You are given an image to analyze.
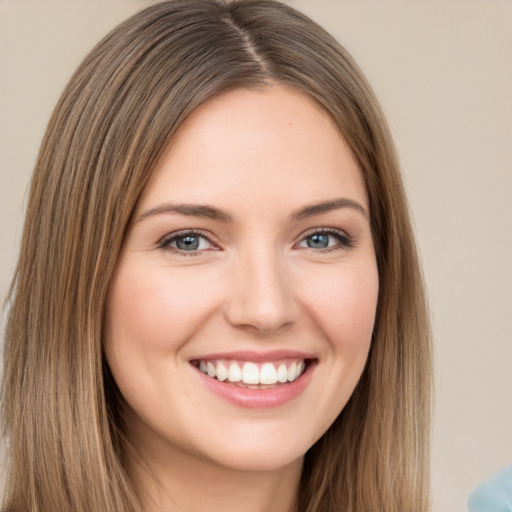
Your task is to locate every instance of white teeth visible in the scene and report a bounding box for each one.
[228,362,242,382]
[197,359,307,385]
[287,361,297,381]
[277,364,288,383]
[260,362,278,385]
[216,362,228,381]
[242,362,259,384]
[206,362,216,378]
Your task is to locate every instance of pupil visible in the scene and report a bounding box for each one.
[177,236,199,250]
[308,234,329,249]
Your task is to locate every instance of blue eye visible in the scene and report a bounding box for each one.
[160,231,214,254]
[175,235,201,251]
[297,230,352,251]
[306,233,330,249]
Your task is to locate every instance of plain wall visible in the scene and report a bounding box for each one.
[1,1,511,511]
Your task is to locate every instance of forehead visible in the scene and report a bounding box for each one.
[136,85,368,217]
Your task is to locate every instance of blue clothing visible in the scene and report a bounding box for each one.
[468,466,512,512]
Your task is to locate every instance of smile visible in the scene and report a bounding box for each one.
[194,359,307,388]
[190,352,317,408]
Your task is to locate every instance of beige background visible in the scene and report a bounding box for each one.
[1,1,511,510]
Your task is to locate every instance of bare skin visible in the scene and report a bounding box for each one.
[129,425,302,512]
[105,84,378,511]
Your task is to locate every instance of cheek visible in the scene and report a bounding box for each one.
[298,260,379,353]
[105,262,221,357]
[290,259,378,439]
[103,262,223,426]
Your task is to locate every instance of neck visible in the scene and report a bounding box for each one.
[127,432,303,512]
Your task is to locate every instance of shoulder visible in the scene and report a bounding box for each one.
[467,465,512,511]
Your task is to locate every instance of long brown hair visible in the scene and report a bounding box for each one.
[1,1,432,510]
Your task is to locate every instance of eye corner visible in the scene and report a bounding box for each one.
[294,227,355,252]
[158,229,220,256]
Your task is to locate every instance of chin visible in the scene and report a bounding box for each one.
[191,424,314,473]
[210,445,305,473]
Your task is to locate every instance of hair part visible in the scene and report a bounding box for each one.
[1,1,432,510]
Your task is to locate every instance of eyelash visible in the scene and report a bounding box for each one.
[158,228,354,256]
[158,229,217,257]
[297,228,354,252]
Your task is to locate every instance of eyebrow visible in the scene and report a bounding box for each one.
[290,198,369,221]
[136,197,369,224]
[137,202,233,223]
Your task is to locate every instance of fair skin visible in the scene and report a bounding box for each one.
[105,84,379,512]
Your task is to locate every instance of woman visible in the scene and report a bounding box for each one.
[1,1,432,511]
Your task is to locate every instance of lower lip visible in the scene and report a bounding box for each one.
[192,362,316,409]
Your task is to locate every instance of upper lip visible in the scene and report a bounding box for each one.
[189,349,317,363]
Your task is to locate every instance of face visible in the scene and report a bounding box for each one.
[105,85,379,473]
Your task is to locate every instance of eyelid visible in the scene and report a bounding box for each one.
[157,226,354,256]
[294,227,354,250]
[158,229,220,254]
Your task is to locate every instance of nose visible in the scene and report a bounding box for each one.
[223,247,299,334]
